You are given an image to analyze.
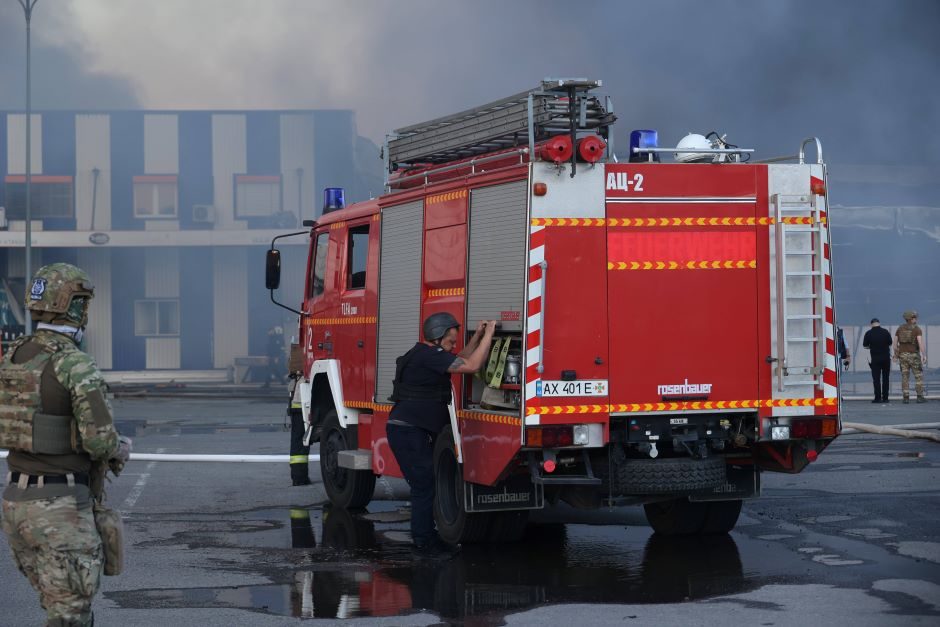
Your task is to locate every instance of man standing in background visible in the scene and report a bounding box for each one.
[863,318,893,403]
[895,310,928,404]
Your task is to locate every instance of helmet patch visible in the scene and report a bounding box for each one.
[30,278,47,301]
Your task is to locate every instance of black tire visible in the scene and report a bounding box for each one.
[644,498,743,536]
[321,505,377,551]
[486,510,530,543]
[701,499,743,534]
[433,427,492,544]
[320,409,376,509]
[644,498,708,535]
[616,455,726,494]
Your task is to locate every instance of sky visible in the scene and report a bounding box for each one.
[1,0,939,178]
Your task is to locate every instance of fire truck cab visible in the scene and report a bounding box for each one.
[266,79,841,542]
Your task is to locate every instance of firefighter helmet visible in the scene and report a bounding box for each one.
[674,133,713,163]
[903,310,917,321]
[26,263,95,327]
[423,312,460,341]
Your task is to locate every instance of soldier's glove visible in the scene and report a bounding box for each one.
[109,435,133,476]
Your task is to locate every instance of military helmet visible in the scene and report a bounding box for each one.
[26,263,95,327]
[423,312,460,341]
[903,310,918,321]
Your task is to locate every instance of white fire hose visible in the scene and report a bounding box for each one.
[0,451,320,462]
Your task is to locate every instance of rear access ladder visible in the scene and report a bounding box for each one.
[773,194,827,391]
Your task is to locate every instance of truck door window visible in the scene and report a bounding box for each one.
[347,225,369,290]
[308,232,330,299]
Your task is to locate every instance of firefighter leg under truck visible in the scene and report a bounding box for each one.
[265,79,840,542]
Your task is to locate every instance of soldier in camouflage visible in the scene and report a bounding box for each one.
[894,310,928,404]
[1,263,131,626]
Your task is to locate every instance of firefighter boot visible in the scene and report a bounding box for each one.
[917,396,928,403]
[902,396,910,404]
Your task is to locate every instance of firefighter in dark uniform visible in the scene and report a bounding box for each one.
[386,313,496,558]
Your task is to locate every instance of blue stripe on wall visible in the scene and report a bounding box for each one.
[178,112,213,230]
[0,115,6,209]
[246,112,281,176]
[41,112,77,231]
[179,247,213,369]
[109,112,144,230]
[110,247,146,370]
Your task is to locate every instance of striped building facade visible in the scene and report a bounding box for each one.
[0,110,376,375]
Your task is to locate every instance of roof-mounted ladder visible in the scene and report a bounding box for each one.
[384,78,616,188]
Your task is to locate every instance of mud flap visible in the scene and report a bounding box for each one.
[689,463,760,502]
[464,473,544,513]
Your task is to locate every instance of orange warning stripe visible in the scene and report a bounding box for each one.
[607,260,756,271]
[426,190,468,205]
[458,410,522,426]
[329,221,346,230]
[427,287,465,297]
[526,397,836,416]
[346,401,391,411]
[532,216,826,228]
[303,316,377,326]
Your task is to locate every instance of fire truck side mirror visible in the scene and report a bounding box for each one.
[265,249,282,290]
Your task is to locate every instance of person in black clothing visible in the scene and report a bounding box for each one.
[386,313,496,559]
[863,317,893,403]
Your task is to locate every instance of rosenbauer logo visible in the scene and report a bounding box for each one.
[657,378,712,398]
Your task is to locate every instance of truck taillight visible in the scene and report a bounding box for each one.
[791,418,837,439]
[526,426,574,448]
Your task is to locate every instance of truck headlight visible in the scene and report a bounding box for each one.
[573,425,590,446]
[771,426,790,440]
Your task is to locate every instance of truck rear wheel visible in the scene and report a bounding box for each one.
[433,427,492,544]
[320,409,376,509]
[644,498,743,535]
[616,455,726,494]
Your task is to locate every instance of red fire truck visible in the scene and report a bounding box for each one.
[266,79,841,542]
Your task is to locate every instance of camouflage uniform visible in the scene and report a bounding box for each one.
[895,311,926,402]
[1,264,121,627]
[898,352,925,398]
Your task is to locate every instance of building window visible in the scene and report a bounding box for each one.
[308,232,330,300]
[134,300,180,336]
[134,175,178,218]
[235,175,281,218]
[4,175,73,219]
[347,225,369,290]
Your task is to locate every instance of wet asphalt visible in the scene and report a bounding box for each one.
[1,397,938,626]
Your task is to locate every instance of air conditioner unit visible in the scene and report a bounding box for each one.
[192,205,216,223]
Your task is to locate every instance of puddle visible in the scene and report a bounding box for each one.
[106,506,759,620]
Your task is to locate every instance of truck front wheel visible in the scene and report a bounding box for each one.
[433,427,492,544]
[320,409,376,509]
[643,498,742,535]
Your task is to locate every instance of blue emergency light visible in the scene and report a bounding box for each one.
[323,187,346,213]
[629,129,660,163]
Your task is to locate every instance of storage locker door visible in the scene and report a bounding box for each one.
[375,201,424,402]
[467,181,528,330]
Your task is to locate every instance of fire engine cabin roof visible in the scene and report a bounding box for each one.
[316,198,380,226]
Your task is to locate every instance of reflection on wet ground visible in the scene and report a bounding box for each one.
[106,504,759,622]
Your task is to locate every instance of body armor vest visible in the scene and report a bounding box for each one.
[389,345,452,403]
[0,337,78,454]
[897,323,916,345]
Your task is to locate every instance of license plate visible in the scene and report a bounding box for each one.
[536,379,608,397]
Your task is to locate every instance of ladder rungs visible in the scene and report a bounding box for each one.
[787,314,821,320]
[785,271,822,277]
[786,294,817,299]
[784,251,816,256]
[788,337,818,342]
[784,227,823,233]
[782,379,819,387]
